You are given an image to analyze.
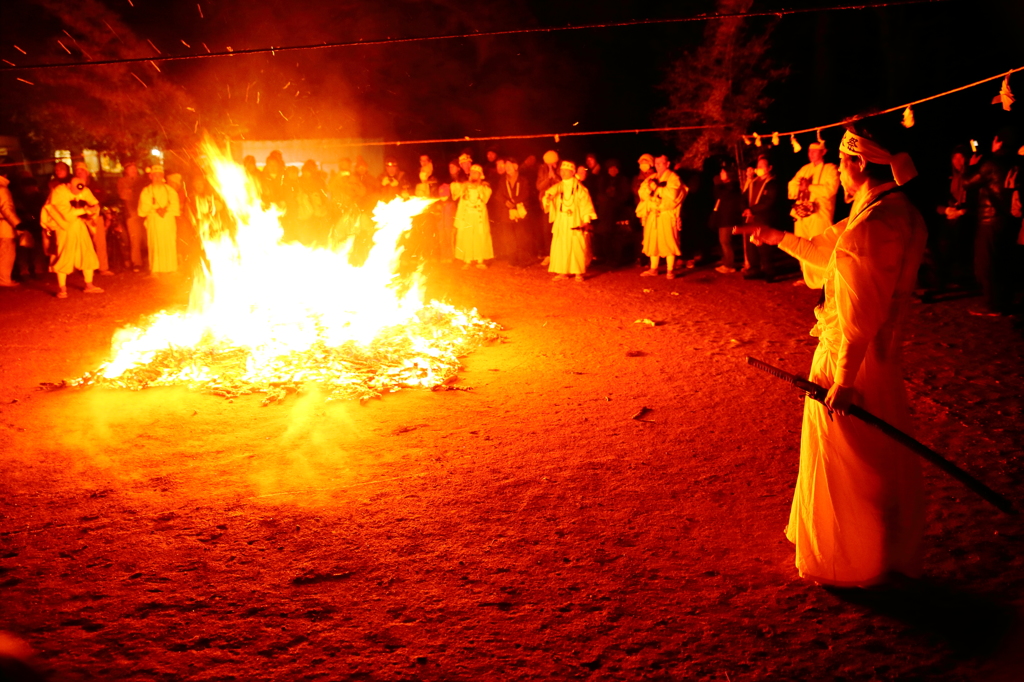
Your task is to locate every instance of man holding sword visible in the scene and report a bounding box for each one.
[738,118,928,588]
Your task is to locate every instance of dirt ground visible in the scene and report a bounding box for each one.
[1,260,1022,681]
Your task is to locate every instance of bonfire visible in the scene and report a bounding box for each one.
[71,143,500,404]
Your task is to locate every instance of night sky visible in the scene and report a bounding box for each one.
[1,0,1022,171]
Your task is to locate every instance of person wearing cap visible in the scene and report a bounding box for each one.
[137,164,181,274]
[543,159,596,282]
[788,142,839,288]
[41,173,104,298]
[743,118,928,588]
[451,164,494,269]
[637,155,685,279]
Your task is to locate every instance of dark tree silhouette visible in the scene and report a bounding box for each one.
[658,0,786,167]
[7,0,197,160]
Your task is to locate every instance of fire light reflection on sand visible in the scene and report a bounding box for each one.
[72,142,500,403]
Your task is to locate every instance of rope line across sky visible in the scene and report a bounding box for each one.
[0,0,954,72]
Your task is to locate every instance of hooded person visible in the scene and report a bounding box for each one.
[451,164,494,268]
[742,117,928,588]
[543,159,597,282]
[137,164,181,274]
[788,141,840,288]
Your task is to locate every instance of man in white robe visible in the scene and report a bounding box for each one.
[787,142,839,288]
[637,155,685,279]
[41,178,104,298]
[451,164,494,269]
[137,165,181,274]
[543,160,596,282]
[745,124,927,587]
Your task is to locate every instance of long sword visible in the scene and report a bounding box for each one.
[746,356,1017,516]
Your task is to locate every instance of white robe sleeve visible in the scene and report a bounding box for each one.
[833,216,907,386]
[138,186,153,219]
[779,218,845,269]
[787,166,806,200]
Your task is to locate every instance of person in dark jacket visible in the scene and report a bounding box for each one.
[741,153,782,280]
[494,157,534,267]
[963,130,1020,314]
[595,159,633,265]
[710,161,745,273]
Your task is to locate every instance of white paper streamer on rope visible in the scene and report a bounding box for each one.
[791,135,802,153]
[771,132,780,146]
[902,106,915,128]
[992,73,1014,111]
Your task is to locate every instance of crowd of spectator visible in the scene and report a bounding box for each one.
[0,129,1020,321]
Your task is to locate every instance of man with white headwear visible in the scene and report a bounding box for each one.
[543,159,596,282]
[41,173,104,298]
[743,118,927,588]
[637,155,685,279]
[137,164,181,274]
[788,141,839,288]
[451,164,494,269]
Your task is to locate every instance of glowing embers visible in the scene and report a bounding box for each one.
[74,142,499,403]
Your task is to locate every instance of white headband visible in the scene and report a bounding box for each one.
[839,131,917,186]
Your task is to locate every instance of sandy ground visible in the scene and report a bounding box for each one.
[0,261,1022,681]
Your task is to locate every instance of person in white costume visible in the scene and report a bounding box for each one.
[744,120,927,588]
[787,142,839,288]
[637,155,685,279]
[543,160,596,282]
[137,164,181,274]
[41,177,104,298]
[451,164,494,269]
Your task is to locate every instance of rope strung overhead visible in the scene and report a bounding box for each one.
[746,65,1022,148]
[1,0,953,72]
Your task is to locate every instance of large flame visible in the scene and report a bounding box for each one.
[75,142,499,403]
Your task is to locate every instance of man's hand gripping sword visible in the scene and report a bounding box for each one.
[746,356,1017,516]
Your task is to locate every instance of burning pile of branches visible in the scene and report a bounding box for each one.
[72,303,500,404]
[61,141,500,405]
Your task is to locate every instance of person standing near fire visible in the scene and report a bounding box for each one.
[544,159,596,282]
[637,154,685,279]
[41,172,104,298]
[117,162,146,271]
[743,118,927,587]
[788,141,839,288]
[137,165,180,274]
[535,150,561,265]
[0,169,25,288]
[451,164,493,269]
